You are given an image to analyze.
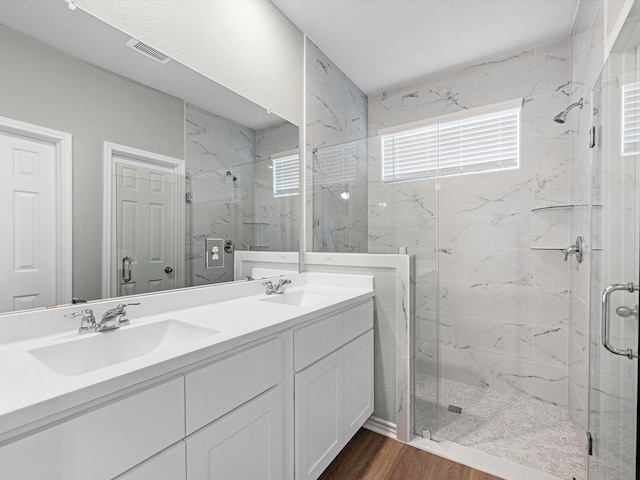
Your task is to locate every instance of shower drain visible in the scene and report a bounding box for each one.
[447,404,463,414]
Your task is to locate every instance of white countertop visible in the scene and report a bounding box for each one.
[0,273,373,442]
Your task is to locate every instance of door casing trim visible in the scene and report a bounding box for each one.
[102,141,185,298]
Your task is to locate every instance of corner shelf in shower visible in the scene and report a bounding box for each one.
[530,205,602,258]
[531,204,602,212]
[242,222,270,225]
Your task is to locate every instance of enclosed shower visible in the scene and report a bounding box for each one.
[306,3,640,476]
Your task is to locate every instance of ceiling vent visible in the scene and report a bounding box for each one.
[126,38,171,64]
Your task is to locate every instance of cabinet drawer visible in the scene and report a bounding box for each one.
[343,301,373,343]
[185,337,282,435]
[294,312,343,372]
[0,377,185,480]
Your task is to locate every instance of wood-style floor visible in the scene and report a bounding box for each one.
[319,429,503,480]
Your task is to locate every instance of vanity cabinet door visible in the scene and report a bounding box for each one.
[115,442,186,480]
[343,330,374,441]
[186,386,283,480]
[294,349,344,480]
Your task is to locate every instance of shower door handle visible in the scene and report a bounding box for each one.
[601,282,638,359]
[122,256,133,283]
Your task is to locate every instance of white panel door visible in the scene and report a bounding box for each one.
[295,349,344,480]
[0,130,56,312]
[116,159,177,296]
[186,386,283,480]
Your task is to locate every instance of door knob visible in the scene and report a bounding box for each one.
[616,305,639,320]
[164,267,173,274]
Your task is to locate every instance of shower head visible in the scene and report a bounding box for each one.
[553,98,584,123]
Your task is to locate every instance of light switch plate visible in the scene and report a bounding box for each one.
[205,238,224,269]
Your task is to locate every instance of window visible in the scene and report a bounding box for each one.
[622,82,640,155]
[272,152,299,197]
[381,99,521,183]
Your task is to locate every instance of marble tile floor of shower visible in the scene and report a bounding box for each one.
[415,375,585,480]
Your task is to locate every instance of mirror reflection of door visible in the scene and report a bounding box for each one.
[105,143,184,298]
[0,118,72,313]
[0,132,56,311]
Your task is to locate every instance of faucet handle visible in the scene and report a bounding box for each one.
[112,303,140,326]
[65,308,96,333]
[263,281,276,295]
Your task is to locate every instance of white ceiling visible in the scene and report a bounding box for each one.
[0,0,282,129]
[272,0,580,95]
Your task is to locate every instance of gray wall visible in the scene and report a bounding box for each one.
[0,25,185,303]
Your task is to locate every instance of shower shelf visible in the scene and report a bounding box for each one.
[242,222,270,225]
[531,204,602,212]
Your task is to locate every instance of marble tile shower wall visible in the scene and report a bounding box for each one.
[185,106,299,287]
[569,0,604,437]
[368,40,573,406]
[254,122,300,253]
[185,104,254,286]
[305,39,368,252]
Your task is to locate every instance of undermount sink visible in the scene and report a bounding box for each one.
[29,320,221,376]
[260,289,335,307]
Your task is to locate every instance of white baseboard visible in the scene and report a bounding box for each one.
[363,416,397,439]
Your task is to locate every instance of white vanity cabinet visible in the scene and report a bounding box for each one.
[0,377,186,480]
[0,290,374,480]
[294,301,374,480]
[184,337,284,480]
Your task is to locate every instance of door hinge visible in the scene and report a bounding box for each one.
[587,431,593,456]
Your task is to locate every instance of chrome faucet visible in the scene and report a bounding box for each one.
[263,279,292,295]
[96,303,140,332]
[65,308,96,334]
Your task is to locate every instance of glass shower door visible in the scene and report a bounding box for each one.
[589,14,639,478]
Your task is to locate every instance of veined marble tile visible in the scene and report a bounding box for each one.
[533,326,568,367]
[440,346,492,388]
[368,72,491,133]
[568,380,588,436]
[489,47,570,102]
[491,356,567,406]
[531,208,570,249]
[535,38,571,58]
[571,0,604,97]
[449,247,534,286]
[452,315,534,361]
[490,284,540,323]
[569,293,589,355]
[539,288,569,328]
[440,281,491,318]
[306,40,367,147]
[568,334,588,423]
[532,249,569,288]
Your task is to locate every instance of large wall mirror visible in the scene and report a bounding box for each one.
[0,1,300,315]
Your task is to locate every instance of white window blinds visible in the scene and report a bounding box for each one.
[313,142,358,186]
[272,153,299,197]
[382,103,520,183]
[622,82,640,156]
